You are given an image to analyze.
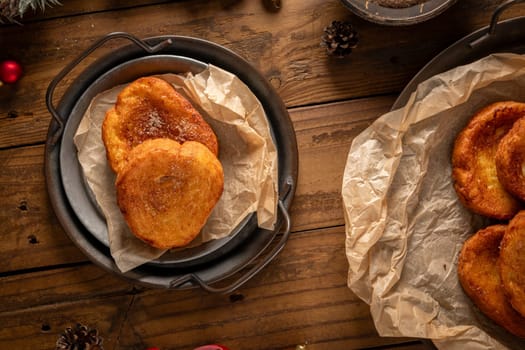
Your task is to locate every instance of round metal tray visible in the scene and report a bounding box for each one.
[45,33,298,292]
[389,0,525,346]
[340,0,457,26]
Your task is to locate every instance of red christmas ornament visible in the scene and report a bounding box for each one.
[193,345,230,350]
[0,60,23,84]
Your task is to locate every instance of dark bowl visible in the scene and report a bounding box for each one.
[340,0,457,26]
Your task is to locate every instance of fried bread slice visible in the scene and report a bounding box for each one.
[452,101,525,219]
[458,224,525,338]
[496,116,525,201]
[500,210,525,319]
[102,76,218,173]
[116,138,224,249]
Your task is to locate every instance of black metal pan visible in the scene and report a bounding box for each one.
[393,0,525,109]
[389,0,525,347]
[45,33,298,292]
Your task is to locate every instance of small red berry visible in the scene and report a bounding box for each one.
[0,60,23,84]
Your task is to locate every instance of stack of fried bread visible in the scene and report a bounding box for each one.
[102,76,224,249]
[452,101,525,338]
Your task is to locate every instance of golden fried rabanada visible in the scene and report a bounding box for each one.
[452,101,525,219]
[115,138,224,249]
[102,76,219,173]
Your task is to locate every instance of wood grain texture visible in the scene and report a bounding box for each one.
[0,145,85,273]
[1,0,519,148]
[2,0,174,22]
[0,227,419,349]
[0,264,137,313]
[290,97,394,231]
[0,295,133,349]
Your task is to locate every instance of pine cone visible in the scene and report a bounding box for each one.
[322,21,359,58]
[263,0,282,12]
[0,0,19,21]
[55,323,104,350]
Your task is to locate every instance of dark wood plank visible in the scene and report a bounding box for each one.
[290,96,394,231]
[0,227,417,349]
[119,227,419,349]
[0,145,85,273]
[2,0,174,23]
[1,0,520,148]
[0,264,137,313]
[0,295,132,349]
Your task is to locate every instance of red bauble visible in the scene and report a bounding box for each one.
[193,345,230,350]
[0,60,23,84]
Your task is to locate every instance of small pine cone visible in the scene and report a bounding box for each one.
[263,0,282,11]
[0,0,19,21]
[322,20,359,58]
[56,323,104,350]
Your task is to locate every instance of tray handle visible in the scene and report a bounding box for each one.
[45,32,173,145]
[469,0,525,48]
[169,177,294,294]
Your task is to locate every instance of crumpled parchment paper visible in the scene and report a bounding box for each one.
[74,65,278,273]
[342,53,525,349]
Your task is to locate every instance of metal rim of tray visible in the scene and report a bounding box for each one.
[390,0,525,346]
[44,33,298,292]
[393,0,525,109]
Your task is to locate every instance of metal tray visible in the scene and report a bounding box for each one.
[389,0,525,346]
[393,0,525,109]
[45,33,298,292]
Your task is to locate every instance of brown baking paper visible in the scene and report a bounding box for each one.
[74,65,278,273]
[342,53,525,349]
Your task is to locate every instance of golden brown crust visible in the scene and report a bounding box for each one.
[115,138,224,249]
[102,76,218,173]
[500,210,525,319]
[496,116,525,201]
[452,101,525,219]
[458,224,525,338]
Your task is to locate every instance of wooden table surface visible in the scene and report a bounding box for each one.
[1,0,524,349]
